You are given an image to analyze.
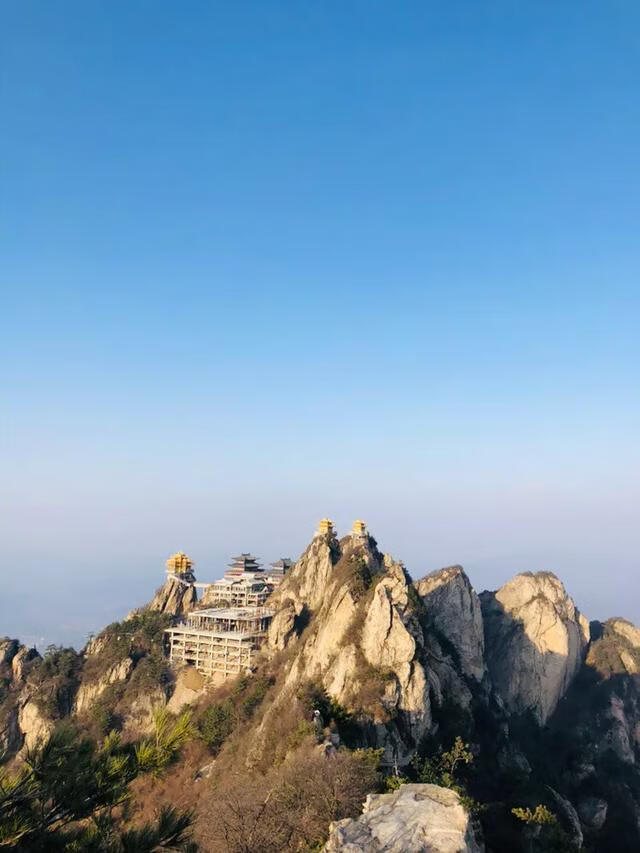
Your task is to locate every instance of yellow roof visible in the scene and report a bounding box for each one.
[166,551,193,572]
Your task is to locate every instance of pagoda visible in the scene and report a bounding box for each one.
[267,558,293,585]
[165,552,195,582]
[352,520,368,539]
[315,518,335,537]
[225,553,263,577]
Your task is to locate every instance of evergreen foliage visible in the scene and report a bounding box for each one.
[0,723,196,851]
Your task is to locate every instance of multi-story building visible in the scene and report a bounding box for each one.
[164,606,274,680]
[203,553,271,608]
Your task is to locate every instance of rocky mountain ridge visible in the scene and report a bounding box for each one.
[2,526,640,851]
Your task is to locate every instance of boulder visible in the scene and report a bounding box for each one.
[323,783,484,852]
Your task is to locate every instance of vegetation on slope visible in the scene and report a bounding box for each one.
[0,717,196,852]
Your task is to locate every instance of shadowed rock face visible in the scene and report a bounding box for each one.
[323,783,484,852]
[415,566,486,682]
[480,572,589,723]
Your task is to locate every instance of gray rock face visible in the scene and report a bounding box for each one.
[0,706,21,755]
[546,787,583,849]
[415,566,486,681]
[267,599,297,652]
[147,576,197,617]
[481,572,589,723]
[600,694,637,764]
[578,796,608,830]
[323,783,484,852]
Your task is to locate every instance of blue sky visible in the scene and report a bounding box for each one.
[1,1,639,648]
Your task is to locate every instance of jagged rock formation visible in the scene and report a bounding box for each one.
[481,572,589,723]
[264,532,432,765]
[323,783,484,852]
[0,638,44,755]
[146,575,197,617]
[415,566,485,682]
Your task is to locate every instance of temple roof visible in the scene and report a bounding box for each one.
[227,553,262,572]
[166,551,194,573]
[269,558,293,570]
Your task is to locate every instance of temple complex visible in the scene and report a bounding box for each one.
[163,522,332,679]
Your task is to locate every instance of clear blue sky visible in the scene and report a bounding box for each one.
[1,1,639,648]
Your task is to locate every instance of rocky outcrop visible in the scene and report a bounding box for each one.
[267,599,297,652]
[0,638,20,666]
[267,531,341,624]
[359,560,430,748]
[481,572,589,723]
[146,576,197,617]
[74,657,134,715]
[547,787,583,849]
[0,706,22,755]
[263,534,432,766]
[323,783,484,852]
[122,686,166,734]
[18,699,55,753]
[0,639,39,684]
[609,618,640,649]
[415,566,485,682]
[11,646,40,682]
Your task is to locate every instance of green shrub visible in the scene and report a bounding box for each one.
[197,701,235,754]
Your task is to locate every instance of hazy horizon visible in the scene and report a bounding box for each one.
[2,2,639,649]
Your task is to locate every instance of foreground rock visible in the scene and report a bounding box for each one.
[323,783,483,852]
[481,572,589,723]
